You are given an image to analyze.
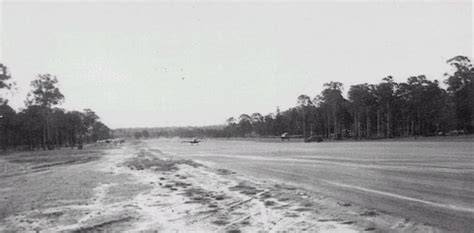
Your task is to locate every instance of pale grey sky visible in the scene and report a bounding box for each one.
[1,1,472,128]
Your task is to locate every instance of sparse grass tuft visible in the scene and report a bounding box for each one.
[229,182,262,196]
[124,149,201,172]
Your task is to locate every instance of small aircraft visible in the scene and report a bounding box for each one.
[281,132,290,141]
[281,132,323,143]
[181,138,202,145]
[280,132,303,141]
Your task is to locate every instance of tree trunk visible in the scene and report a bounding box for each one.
[327,113,330,139]
[377,110,381,138]
[366,107,371,139]
[333,114,336,139]
[353,107,357,139]
[42,124,47,150]
[1,126,7,151]
[302,111,307,139]
[358,115,362,139]
[417,108,421,136]
[386,102,391,138]
[56,128,60,148]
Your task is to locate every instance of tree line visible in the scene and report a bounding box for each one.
[223,56,473,140]
[112,55,472,141]
[113,125,227,139]
[0,64,111,151]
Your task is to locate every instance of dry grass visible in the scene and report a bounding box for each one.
[0,148,104,179]
[4,148,103,165]
[124,149,201,172]
[229,182,262,196]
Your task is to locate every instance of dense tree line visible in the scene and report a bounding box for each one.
[114,56,472,141]
[224,56,473,140]
[113,125,227,139]
[0,64,111,151]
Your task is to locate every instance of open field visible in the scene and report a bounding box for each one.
[0,136,472,232]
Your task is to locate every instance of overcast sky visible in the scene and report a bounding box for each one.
[1,1,472,128]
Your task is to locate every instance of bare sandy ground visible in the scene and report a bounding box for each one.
[0,141,442,232]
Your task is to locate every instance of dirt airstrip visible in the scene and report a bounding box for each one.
[0,141,441,232]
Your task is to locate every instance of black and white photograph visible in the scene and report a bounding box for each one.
[0,0,473,232]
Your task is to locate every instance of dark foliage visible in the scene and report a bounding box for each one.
[0,64,111,151]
